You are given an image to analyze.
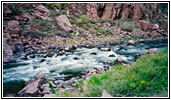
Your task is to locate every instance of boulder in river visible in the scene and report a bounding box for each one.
[109,54,115,57]
[90,52,97,55]
[128,40,136,45]
[100,48,110,51]
[115,56,125,64]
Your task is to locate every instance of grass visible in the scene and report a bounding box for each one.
[99,18,114,23]
[84,48,168,97]
[79,15,93,24]
[57,48,168,97]
[124,37,137,41]
[121,26,134,32]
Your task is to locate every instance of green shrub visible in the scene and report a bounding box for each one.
[94,26,106,34]
[44,3,65,10]
[121,26,134,32]
[3,20,8,25]
[99,18,114,23]
[84,48,168,97]
[80,15,92,24]
[61,10,66,15]
[106,29,113,35]
[82,24,89,30]
[69,35,74,39]
[24,9,32,14]
[124,37,137,40]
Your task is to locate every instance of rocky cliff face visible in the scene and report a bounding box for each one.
[69,3,163,21]
[3,3,168,62]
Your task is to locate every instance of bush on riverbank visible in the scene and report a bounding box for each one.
[57,48,168,97]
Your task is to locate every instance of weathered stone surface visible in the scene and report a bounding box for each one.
[138,20,151,32]
[101,90,113,97]
[32,4,51,20]
[115,56,125,64]
[5,20,21,34]
[3,38,14,62]
[147,49,158,54]
[128,40,136,45]
[86,3,99,21]
[18,78,41,94]
[56,15,72,31]
[42,87,51,94]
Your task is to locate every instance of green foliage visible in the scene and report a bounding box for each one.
[106,29,113,35]
[61,10,66,15]
[99,18,114,23]
[124,37,137,41]
[26,19,54,25]
[44,3,65,10]
[69,35,74,39]
[120,19,139,22]
[159,8,168,15]
[94,26,106,34]
[19,36,25,40]
[45,81,54,89]
[143,19,161,23]
[84,48,168,97]
[82,24,89,30]
[7,38,12,43]
[73,80,84,92]
[24,9,32,14]
[121,26,134,32]
[3,20,8,25]
[73,32,77,35]
[57,90,74,97]
[52,89,56,94]
[80,15,93,24]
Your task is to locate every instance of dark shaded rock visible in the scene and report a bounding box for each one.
[73,57,79,60]
[90,52,97,55]
[36,41,41,45]
[62,82,72,89]
[40,59,46,62]
[109,54,115,57]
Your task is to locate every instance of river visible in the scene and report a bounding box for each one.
[3,38,168,96]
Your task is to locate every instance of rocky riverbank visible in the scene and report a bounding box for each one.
[6,37,166,97]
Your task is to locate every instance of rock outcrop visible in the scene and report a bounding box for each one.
[3,38,14,62]
[56,15,72,31]
[31,4,51,21]
[69,3,162,21]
